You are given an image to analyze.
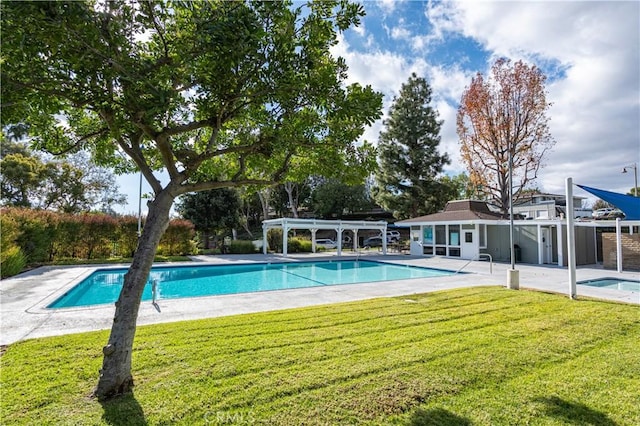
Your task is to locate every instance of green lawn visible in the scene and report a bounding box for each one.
[2,287,639,425]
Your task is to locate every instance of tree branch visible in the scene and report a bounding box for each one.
[116,133,163,195]
[143,2,169,61]
[161,118,215,137]
[45,127,109,156]
[176,178,275,196]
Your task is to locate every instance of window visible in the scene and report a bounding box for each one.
[435,225,446,245]
[423,225,433,244]
[465,232,473,243]
[411,226,421,242]
[449,225,460,246]
[479,224,487,248]
[448,247,460,257]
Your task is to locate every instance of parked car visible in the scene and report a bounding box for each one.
[604,209,625,219]
[380,230,401,242]
[363,236,383,248]
[592,208,625,219]
[592,208,614,218]
[315,239,337,249]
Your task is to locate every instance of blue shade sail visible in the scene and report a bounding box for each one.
[577,185,640,220]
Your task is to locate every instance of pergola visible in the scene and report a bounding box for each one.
[262,218,388,256]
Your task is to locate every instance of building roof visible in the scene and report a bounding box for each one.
[515,191,586,200]
[396,200,506,224]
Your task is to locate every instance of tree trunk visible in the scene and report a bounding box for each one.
[258,188,271,221]
[284,182,299,218]
[94,191,174,400]
[202,230,210,249]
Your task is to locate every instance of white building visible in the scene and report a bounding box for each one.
[512,192,591,219]
[396,200,638,267]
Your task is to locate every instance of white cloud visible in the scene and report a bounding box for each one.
[390,25,411,41]
[425,1,640,197]
[427,64,476,171]
[352,21,366,37]
[332,34,428,99]
[379,0,399,15]
[424,0,464,42]
[331,34,433,147]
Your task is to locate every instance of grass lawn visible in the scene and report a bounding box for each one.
[1,287,639,425]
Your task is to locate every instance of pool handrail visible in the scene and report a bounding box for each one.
[456,253,493,274]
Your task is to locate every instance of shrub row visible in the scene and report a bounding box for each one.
[0,214,27,278]
[228,240,257,254]
[0,208,196,277]
[265,229,313,253]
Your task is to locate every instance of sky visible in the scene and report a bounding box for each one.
[116,0,640,215]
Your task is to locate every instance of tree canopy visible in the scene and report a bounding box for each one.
[374,73,450,219]
[0,141,125,213]
[176,188,241,248]
[1,0,382,399]
[457,58,555,213]
[310,178,373,219]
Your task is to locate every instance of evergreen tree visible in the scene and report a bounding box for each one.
[374,73,450,219]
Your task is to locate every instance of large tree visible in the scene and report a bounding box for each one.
[176,188,242,249]
[373,73,451,219]
[457,58,555,213]
[310,178,373,219]
[1,0,382,399]
[271,180,312,218]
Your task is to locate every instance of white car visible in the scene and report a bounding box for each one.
[591,208,613,219]
[381,231,401,242]
[315,239,337,249]
[592,208,614,218]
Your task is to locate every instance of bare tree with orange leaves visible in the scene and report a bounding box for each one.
[457,58,555,213]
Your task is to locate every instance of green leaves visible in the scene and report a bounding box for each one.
[374,73,450,219]
[2,0,382,196]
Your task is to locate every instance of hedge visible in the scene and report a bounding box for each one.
[228,240,257,254]
[0,214,27,278]
[158,219,197,256]
[287,237,312,253]
[0,208,197,277]
[265,230,313,253]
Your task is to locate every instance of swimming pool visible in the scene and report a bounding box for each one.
[579,278,640,292]
[48,260,457,308]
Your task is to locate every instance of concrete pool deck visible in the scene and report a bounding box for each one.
[1,253,638,345]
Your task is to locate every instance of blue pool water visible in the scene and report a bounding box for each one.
[579,278,640,292]
[48,260,456,308]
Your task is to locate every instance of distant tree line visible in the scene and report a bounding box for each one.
[0,140,127,214]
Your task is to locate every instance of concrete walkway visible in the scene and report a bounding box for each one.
[1,253,638,345]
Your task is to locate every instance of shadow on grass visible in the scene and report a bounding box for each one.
[535,396,617,425]
[408,407,471,426]
[99,392,147,425]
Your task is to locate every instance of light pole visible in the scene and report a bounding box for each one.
[507,141,519,289]
[622,163,638,197]
[137,171,143,237]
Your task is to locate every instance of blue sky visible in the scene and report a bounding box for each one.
[116,0,640,215]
